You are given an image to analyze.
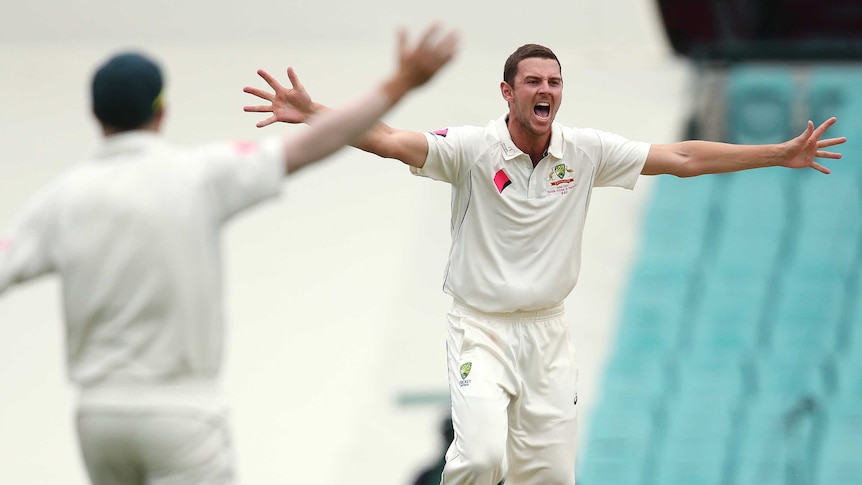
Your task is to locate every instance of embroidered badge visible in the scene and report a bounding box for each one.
[459,362,473,387]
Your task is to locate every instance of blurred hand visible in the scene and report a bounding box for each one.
[392,23,459,90]
[243,24,458,129]
[244,66,312,128]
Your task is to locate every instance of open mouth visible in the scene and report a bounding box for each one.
[534,103,551,119]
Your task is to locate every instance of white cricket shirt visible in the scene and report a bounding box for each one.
[414,116,649,313]
[0,132,284,402]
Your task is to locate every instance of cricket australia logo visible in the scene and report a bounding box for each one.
[554,163,566,179]
[459,362,472,387]
[460,362,472,379]
[547,163,576,194]
[549,163,574,181]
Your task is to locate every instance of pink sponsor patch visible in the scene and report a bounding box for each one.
[493,169,512,193]
[232,140,259,155]
[432,128,449,137]
[0,239,10,251]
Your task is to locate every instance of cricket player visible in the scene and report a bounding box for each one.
[0,24,457,485]
[243,43,845,485]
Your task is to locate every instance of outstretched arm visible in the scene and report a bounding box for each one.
[0,192,55,295]
[642,117,847,177]
[243,28,449,169]
[275,25,456,174]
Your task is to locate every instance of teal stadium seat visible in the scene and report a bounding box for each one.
[600,348,672,405]
[578,402,657,485]
[687,272,770,355]
[839,288,862,356]
[707,227,784,278]
[638,175,716,273]
[789,230,859,282]
[651,394,738,485]
[815,399,862,485]
[732,396,822,485]
[750,350,834,399]
[766,271,847,355]
[577,458,646,485]
[646,358,747,485]
[807,66,862,126]
[733,351,829,485]
[718,170,791,235]
[652,436,730,485]
[806,65,862,169]
[644,171,716,222]
[795,170,862,235]
[725,66,797,145]
[615,262,693,354]
[615,292,688,354]
[703,171,791,278]
[832,350,862,398]
[788,174,862,283]
[671,350,751,403]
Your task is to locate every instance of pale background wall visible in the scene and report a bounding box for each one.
[0,1,690,483]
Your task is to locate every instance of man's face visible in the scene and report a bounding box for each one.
[502,57,563,138]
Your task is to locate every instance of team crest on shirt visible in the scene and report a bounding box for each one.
[546,163,576,194]
[549,163,574,182]
[554,163,566,179]
[460,362,472,379]
[459,362,472,387]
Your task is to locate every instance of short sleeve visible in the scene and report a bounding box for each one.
[198,137,286,221]
[411,127,483,185]
[592,130,650,189]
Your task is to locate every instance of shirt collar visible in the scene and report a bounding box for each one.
[495,115,563,161]
[94,131,165,160]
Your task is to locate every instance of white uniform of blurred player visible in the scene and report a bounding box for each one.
[0,26,457,485]
[245,42,846,485]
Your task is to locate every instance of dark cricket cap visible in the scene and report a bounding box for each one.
[91,52,164,130]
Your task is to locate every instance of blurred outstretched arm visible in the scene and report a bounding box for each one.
[245,24,458,174]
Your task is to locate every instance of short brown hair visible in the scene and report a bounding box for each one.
[503,44,561,86]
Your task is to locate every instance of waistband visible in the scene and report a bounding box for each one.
[78,377,226,413]
[452,299,566,323]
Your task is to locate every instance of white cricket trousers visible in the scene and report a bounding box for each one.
[442,300,579,485]
[76,408,235,485]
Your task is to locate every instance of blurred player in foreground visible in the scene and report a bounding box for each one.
[0,24,457,485]
[244,43,845,485]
